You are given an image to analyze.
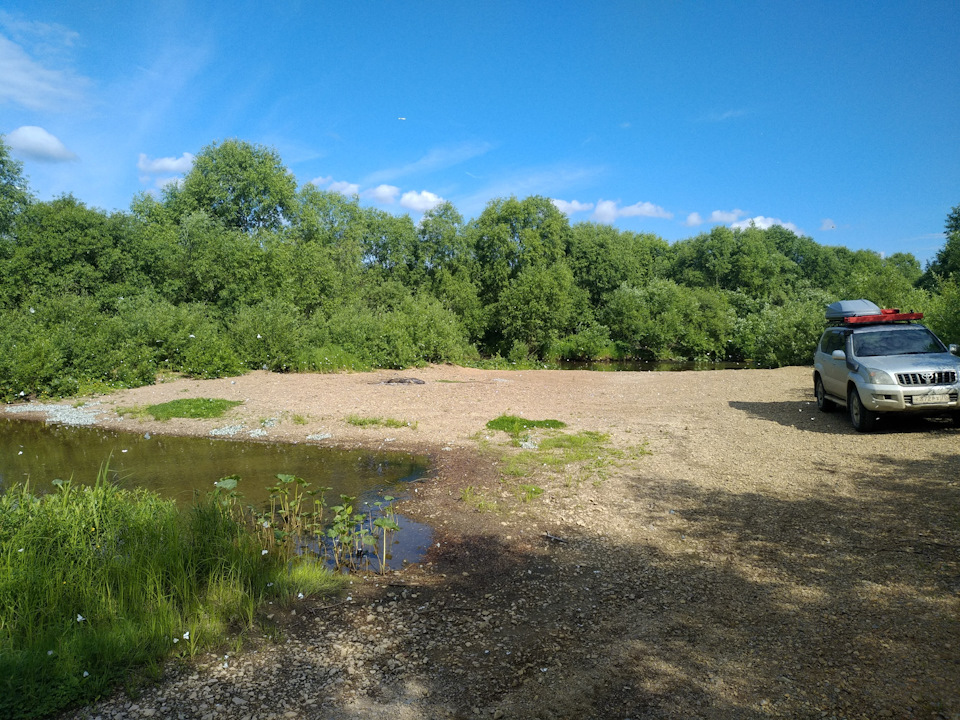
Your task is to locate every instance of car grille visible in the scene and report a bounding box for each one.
[897,371,957,386]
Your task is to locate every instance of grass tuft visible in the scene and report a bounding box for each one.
[345,414,415,429]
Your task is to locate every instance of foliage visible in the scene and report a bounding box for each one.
[0,135,32,238]
[165,139,297,233]
[2,137,958,396]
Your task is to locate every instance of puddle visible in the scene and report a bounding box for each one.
[0,416,433,568]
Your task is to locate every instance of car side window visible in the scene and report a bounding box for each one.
[821,330,845,354]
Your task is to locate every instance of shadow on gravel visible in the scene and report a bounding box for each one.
[66,451,960,719]
[730,399,960,436]
[253,445,960,719]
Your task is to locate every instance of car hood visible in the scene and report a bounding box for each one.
[856,352,960,374]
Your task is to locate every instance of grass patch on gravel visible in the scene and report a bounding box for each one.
[128,398,243,421]
[486,415,566,442]
[345,414,416,429]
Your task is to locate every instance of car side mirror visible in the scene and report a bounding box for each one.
[951,344,959,356]
[831,349,846,360]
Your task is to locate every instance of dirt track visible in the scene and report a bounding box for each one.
[46,365,960,719]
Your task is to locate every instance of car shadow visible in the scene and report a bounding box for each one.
[729,399,960,436]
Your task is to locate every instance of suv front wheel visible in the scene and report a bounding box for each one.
[848,386,878,432]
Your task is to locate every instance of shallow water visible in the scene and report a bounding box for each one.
[0,417,433,566]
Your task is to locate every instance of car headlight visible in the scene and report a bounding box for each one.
[864,368,895,384]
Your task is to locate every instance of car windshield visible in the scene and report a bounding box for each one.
[852,328,945,357]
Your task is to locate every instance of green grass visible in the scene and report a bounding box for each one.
[345,414,415,429]
[486,415,566,439]
[144,397,243,420]
[460,485,499,512]
[0,470,343,719]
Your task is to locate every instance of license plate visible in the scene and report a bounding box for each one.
[913,394,950,405]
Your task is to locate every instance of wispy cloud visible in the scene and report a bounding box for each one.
[552,199,594,215]
[709,209,745,223]
[701,109,748,122]
[820,218,836,231]
[0,21,89,112]
[6,126,77,161]
[592,199,672,224]
[685,212,704,227]
[364,141,493,184]
[137,152,194,175]
[459,164,604,216]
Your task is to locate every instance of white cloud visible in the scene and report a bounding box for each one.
[137,152,194,174]
[0,33,88,111]
[685,212,703,226]
[328,180,360,196]
[731,215,801,233]
[551,199,594,215]
[364,184,400,204]
[820,218,837,231]
[365,142,493,184]
[593,199,672,223]
[400,190,444,213]
[6,125,76,161]
[709,209,744,223]
[309,175,332,186]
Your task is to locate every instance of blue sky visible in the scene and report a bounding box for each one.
[2,1,958,264]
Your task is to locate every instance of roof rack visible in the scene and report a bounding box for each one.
[825,299,923,325]
[841,308,923,325]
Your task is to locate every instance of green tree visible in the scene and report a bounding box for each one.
[946,203,960,236]
[166,139,297,232]
[490,263,587,358]
[2,196,134,305]
[470,196,570,305]
[0,135,32,237]
[416,201,470,276]
[565,222,670,306]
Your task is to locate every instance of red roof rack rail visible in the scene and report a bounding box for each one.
[843,308,923,324]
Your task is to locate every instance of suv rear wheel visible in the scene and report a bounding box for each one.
[814,375,836,412]
[848,386,878,432]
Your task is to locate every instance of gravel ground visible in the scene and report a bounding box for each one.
[10,365,959,720]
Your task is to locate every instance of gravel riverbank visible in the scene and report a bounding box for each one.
[8,365,958,719]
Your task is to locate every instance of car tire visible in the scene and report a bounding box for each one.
[848,386,878,432]
[814,375,836,412]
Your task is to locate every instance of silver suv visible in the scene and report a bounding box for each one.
[813,300,960,431]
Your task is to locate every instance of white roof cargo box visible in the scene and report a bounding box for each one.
[825,299,882,320]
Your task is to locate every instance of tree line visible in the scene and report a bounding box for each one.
[1,137,958,401]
